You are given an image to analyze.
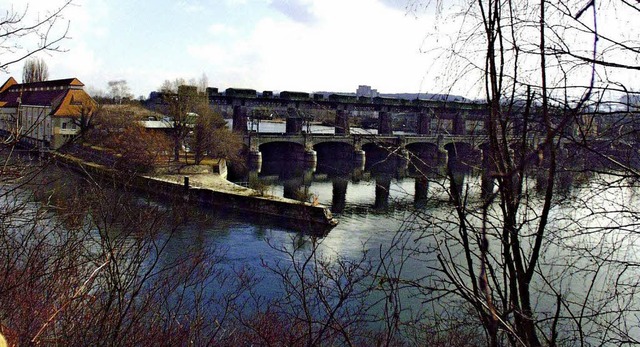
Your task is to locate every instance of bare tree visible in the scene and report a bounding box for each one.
[190,101,242,165]
[0,162,256,345]
[82,105,172,172]
[22,57,49,83]
[197,72,209,93]
[241,235,401,346]
[107,80,133,103]
[0,2,251,346]
[156,78,244,165]
[390,0,640,345]
[159,78,187,93]
[0,1,72,73]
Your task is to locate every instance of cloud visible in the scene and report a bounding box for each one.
[225,0,248,5]
[269,0,317,24]
[208,23,237,36]
[1,0,457,96]
[378,0,409,11]
[182,0,423,93]
[224,0,435,93]
[187,44,231,66]
[0,0,108,78]
[176,0,206,13]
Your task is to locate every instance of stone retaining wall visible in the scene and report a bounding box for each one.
[54,153,337,231]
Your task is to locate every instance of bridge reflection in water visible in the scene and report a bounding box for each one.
[230,144,495,215]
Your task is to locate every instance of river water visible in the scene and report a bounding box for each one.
[5,120,639,342]
[178,120,639,341]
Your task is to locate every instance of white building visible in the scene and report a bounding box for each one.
[0,77,97,149]
[356,85,379,98]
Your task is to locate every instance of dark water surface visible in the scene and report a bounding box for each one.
[5,142,640,342]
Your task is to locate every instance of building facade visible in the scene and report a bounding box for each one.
[356,85,379,98]
[0,77,96,150]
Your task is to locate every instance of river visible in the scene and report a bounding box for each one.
[178,121,640,342]
[4,120,639,343]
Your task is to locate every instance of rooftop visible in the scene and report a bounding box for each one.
[0,77,96,116]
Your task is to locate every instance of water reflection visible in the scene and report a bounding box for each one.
[414,176,429,207]
[230,146,621,224]
[331,177,348,213]
[374,175,392,211]
[12,146,640,342]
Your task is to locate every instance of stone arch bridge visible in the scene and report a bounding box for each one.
[245,133,491,166]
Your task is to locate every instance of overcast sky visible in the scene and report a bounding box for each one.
[1,0,456,98]
[3,0,637,101]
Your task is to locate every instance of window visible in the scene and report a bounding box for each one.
[62,122,67,129]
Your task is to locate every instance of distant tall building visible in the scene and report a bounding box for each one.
[356,85,378,98]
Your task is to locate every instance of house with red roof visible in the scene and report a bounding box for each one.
[0,77,97,149]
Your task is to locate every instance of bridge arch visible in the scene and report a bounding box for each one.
[362,141,401,159]
[259,141,306,161]
[405,142,439,159]
[444,141,482,167]
[314,141,356,161]
[362,141,407,174]
[444,142,476,157]
[405,142,443,170]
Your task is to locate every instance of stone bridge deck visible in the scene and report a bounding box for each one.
[245,132,490,151]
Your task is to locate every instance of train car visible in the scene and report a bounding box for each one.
[206,87,220,97]
[280,91,310,100]
[412,98,437,108]
[225,88,257,98]
[373,96,403,106]
[358,96,372,103]
[328,93,358,103]
[262,90,274,98]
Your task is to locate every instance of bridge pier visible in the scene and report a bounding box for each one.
[353,151,366,176]
[438,148,448,163]
[398,148,410,170]
[304,149,317,169]
[353,149,366,165]
[378,111,392,135]
[481,171,495,201]
[286,107,303,134]
[232,105,248,134]
[247,170,261,191]
[248,149,262,172]
[417,112,431,135]
[335,108,350,135]
[282,167,315,202]
[448,166,466,203]
[481,144,495,170]
[374,175,392,210]
[445,145,461,171]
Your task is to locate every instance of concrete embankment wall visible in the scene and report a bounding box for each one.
[54,153,337,229]
[136,176,336,229]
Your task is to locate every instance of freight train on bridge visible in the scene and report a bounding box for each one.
[146,86,640,173]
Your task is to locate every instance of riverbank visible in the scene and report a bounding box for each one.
[52,152,338,230]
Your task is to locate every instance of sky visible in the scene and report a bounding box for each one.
[1,0,454,98]
[2,0,637,101]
